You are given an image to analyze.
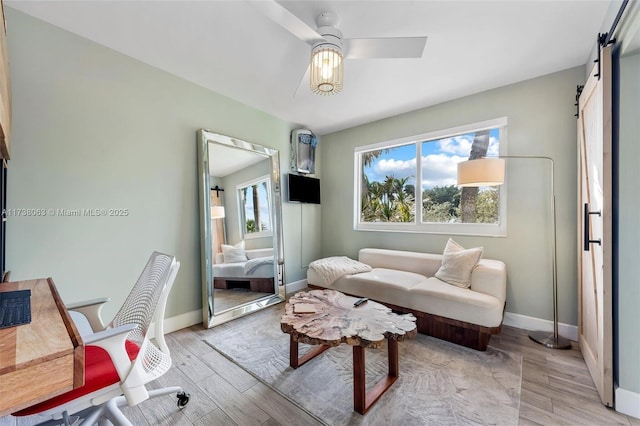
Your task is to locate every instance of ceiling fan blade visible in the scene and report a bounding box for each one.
[247,0,324,44]
[293,65,310,97]
[344,37,428,59]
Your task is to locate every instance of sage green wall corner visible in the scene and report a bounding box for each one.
[4,8,313,321]
[320,67,584,326]
[617,51,640,399]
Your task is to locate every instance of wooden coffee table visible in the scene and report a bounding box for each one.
[281,289,417,414]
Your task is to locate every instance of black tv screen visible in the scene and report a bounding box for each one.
[288,173,320,204]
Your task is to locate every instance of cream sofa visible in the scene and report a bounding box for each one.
[307,248,507,350]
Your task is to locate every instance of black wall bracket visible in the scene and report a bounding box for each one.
[574,84,585,118]
[211,185,225,197]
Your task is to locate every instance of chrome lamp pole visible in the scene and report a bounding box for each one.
[457,155,571,349]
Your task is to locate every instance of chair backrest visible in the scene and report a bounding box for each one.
[113,252,181,405]
[109,251,179,351]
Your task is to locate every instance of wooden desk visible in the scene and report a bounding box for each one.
[0,278,84,417]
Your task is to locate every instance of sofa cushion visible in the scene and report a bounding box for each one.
[435,239,483,288]
[326,268,427,310]
[359,248,443,277]
[410,277,504,328]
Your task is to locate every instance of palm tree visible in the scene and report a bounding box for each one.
[360,149,388,212]
[460,130,490,223]
[392,176,414,222]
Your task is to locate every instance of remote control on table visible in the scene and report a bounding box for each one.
[353,297,368,307]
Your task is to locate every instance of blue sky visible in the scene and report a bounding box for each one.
[364,129,500,189]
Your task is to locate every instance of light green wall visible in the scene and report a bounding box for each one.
[618,51,640,394]
[320,67,584,325]
[4,8,313,321]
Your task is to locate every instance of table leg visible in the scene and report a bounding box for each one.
[289,335,331,369]
[352,338,400,415]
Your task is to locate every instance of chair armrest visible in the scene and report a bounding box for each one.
[85,323,138,381]
[66,297,111,310]
[66,298,111,332]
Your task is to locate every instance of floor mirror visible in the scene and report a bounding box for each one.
[197,129,285,328]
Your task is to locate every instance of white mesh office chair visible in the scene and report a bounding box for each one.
[13,251,189,425]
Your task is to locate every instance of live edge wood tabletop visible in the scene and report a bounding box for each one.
[0,278,84,417]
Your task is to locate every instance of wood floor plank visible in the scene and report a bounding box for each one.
[244,381,322,426]
[519,388,553,412]
[200,347,259,393]
[191,407,238,426]
[165,333,217,383]
[548,375,602,401]
[519,401,577,425]
[195,371,270,426]
[145,362,220,424]
[118,404,154,426]
[523,379,626,422]
[168,326,219,358]
[551,400,631,425]
[522,359,551,386]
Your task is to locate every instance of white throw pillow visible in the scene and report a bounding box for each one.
[435,238,483,288]
[221,240,248,263]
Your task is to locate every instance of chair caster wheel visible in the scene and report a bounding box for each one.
[177,391,190,408]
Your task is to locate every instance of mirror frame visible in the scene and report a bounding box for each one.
[197,129,285,328]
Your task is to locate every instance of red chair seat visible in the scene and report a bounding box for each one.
[14,341,140,416]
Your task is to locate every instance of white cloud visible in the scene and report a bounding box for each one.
[372,157,416,181]
[437,136,473,155]
[487,136,499,156]
[421,154,465,188]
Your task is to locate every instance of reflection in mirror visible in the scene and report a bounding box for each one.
[197,129,285,328]
[238,176,272,239]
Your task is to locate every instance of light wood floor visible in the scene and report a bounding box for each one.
[3,319,638,425]
[213,288,273,313]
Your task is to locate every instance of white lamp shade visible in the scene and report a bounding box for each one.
[310,45,344,95]
[457,158,505,187]
[211,206,225,219]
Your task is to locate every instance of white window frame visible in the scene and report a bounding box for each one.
[353,117,508,237]
[237,174,273,240]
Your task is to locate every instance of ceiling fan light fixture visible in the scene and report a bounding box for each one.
[310,43,343,95]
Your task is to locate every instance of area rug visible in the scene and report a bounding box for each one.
[204,304,521,425]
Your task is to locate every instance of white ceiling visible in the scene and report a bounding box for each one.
[6,0,618,135]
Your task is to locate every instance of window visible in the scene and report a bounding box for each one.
[237,175,272,239]
[354,118,507,236]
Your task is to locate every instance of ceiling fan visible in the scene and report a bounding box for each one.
[249,1,428,96]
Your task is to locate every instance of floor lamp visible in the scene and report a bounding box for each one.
[457,156,571,350]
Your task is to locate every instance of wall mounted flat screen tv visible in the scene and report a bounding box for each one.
[288,173,320,204]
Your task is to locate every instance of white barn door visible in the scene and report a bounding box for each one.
[577,44,613,407]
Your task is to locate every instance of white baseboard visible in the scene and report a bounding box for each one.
[285,279,308,294]
[163,309,202,334]
[616,387,640,419]
[149,309,202,339]
[503,311,578,342]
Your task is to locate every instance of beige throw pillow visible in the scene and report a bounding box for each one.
[221,240,248,263]
[435,238,483,288]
